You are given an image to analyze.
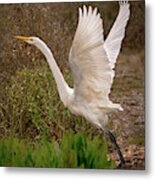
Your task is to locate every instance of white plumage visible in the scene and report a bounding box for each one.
[16,1,130,166]
[68,1,130,128]
[16,1,130,128]
[104,1,130,69]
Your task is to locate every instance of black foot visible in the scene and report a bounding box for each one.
[104,128,125,166]
[116,162,126,169]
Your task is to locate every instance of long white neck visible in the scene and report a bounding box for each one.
[35,39,72,106]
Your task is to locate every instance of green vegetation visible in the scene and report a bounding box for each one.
[0,60,94,139]
[0,60,115,168]
[0,1,145,169]
[0,131,115,168]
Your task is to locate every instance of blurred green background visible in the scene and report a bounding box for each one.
[0,1,144,169]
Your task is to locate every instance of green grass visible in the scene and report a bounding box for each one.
[0,60,81,139]
[0,131,115,168]
[0,1,145,169]
[0,60,100,140]
[0,60,116,168]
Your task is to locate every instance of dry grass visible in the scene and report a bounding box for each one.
[0,1,144,91]
[0,1,145,169]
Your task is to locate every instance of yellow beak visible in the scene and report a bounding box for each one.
[15,36,32,41]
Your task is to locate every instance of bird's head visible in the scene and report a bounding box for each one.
[15,36,50,58]
[15,36,40,45]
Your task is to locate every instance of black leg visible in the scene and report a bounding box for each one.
[104,128,125,167]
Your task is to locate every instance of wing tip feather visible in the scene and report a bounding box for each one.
[79,5,99,18]
[119,1,130,8]
[79,7,82,18]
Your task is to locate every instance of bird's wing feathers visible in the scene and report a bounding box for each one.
[69,3,130,106]
[104,1,130,69]
[69,6,113,105]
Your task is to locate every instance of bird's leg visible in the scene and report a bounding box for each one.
[104,128,125,168]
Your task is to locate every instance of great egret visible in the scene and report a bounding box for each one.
[15,1,130,167]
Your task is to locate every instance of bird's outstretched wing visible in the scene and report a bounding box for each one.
[104,1,130,69]
[69,6,113,106]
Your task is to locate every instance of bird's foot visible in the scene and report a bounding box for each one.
[116,161,126,169]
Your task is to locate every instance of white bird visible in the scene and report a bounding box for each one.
[15,1,130,167]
